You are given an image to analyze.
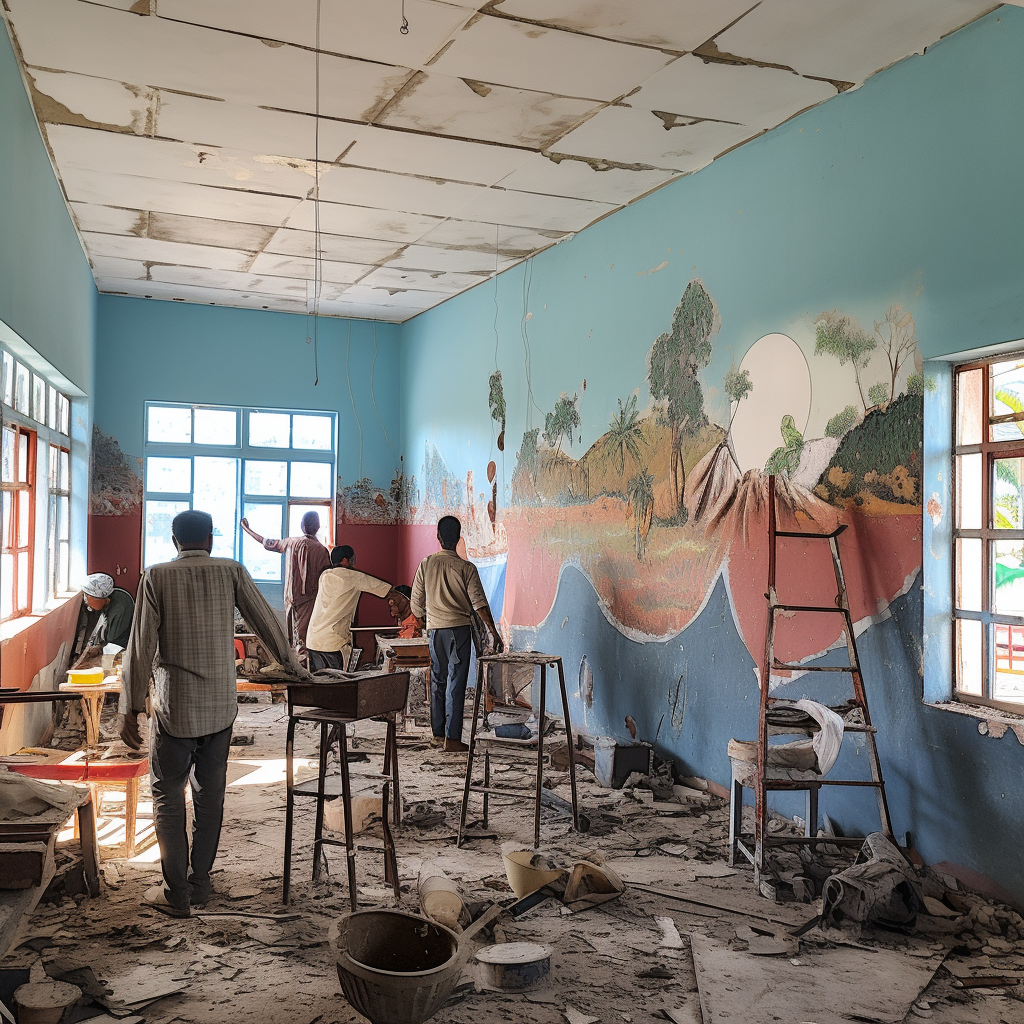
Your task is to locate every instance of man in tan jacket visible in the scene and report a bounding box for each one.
[411,516,502,751]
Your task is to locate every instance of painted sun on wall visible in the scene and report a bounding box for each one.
[456,280,930,672]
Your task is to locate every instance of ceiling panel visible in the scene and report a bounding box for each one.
[1,0,992,321]
[491,0,756,51]
[714,0,997,84]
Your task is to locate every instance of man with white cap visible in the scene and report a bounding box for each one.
[70,572,135,669]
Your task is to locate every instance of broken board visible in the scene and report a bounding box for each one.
[690,935,947,1024]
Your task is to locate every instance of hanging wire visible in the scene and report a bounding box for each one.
[400,0,409,34]
[311,0,323,386]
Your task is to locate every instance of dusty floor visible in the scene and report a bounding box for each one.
[4,695,1024,1024]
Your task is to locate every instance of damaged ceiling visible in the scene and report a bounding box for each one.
[2,0,1000,323]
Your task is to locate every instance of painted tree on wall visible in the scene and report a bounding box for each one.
[543,393,581,455]
[873,306,918,408]
[814,309,876,412]
[488,370,506,451]
[603,394,646,476]
[648,280,717,514]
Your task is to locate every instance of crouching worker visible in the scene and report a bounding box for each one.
[119,510,304,917]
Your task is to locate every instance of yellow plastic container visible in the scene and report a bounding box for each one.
[65,667,105,686]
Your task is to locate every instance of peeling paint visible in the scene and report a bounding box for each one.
[544,150,657,173]
[927,492,943,527]
[462,79,492,99]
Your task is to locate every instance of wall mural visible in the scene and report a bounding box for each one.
[90,425,142,517]
[417,279,927,692]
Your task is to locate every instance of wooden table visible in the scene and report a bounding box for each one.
[58,678,121,748]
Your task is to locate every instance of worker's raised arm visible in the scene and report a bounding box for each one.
[240,517,285,552]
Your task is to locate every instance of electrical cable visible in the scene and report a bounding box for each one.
[311,0,322,386]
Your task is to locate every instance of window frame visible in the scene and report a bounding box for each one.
[142,402,337,579]
[47,443,71,598]
[953,353,1024,712]
[1,422,37,619]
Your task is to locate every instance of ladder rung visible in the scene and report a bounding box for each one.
[761,779,884,790]
[772,603,846,614]
[766,723,876,735]
[760,834,866,847]
[774,524,848,539]
[771,662,857,673]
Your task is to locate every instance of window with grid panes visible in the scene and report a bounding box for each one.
[1,423,36,618]
[143,403,336,578]
[953,356,1024,709]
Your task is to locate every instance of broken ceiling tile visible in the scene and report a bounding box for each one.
[714,0,996,85]
[70,202,148,237]
[415,219,567,255]
[343,125,528,188]
[154,93,360,163]
[554,105,759,172]
[494,152,679,205]
[630,54,837,130]
[89,255,149,281]
[81,231,254,272]
[6,0,413,122]
[357,266,488,294]
[385,244,517,274]
[376,71,603,150]
[339,284,444,309]
[147,213,278,253]
[25,68,155,134]
[248,253,371,286]
[59,167,304,226]
[46,126,317,199]
[451,187,616,233]
[283,200,442,244]
[316,165,485,220]
[264,228,403,266]
[428,13,675,101]
[494,0,756,52]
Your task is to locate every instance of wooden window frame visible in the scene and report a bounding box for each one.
[48,442,71,598]
[953,355,1024,712]
[1,423,37,619]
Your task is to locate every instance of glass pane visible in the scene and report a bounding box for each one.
[17,551,29,609]
[144,499,190,567]
[1,492,10,546]
[146,456,191,493]
[994,624,1024,703]
[14,363,29,414]
[0,553,11,618]
[956,368,983,446]
[1,351,12,405]
[993,456,1024,529]
[17,490,30,546]
[289,461,332,498]
[47,385,57,431]
[990,360,1024,442]
[193,457,238,559]
[955,453,982,530]
[194,407,238,446]
[994,540,1024,616]
[48,445,59,489]
[59,449,69,491]
[147,405,192,444]
[292,415,332,450]
[248,411,290,448]
[58,495,69,541]
[58,394,70,436]
[31,375,45,423]
[17,432,28,483]
[1,427,13,482]
[58,541,69,593]
[289,503,331,546]
[242,502,283,580]
[244,460,287,496]
[955,537,982,611]
[955,617,983,695]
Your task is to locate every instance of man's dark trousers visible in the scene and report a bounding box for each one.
[150,716,233,910]
[428,625,472,742]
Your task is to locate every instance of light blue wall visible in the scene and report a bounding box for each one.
[94,296,402,492]
[0,23,95,394]
[398,8,1024,900]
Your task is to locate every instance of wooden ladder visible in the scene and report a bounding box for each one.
[737,474,894,883]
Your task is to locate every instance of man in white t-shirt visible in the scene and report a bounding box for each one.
[305,545,399,671]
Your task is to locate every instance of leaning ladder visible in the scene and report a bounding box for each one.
[739,474,894,881]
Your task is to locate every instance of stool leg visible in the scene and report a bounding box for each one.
[534,664,546,849]
[729,777,743,867]
[77,794,100,898]
[387,717,401,827]
[124,777,139,860]
[283,714,297,904]
[806,787,818,838]
[381,781,399,901]
[339,724,358,912]
[482,749,490,828]
[555,659,580,831]
[312,722,330,882]
[458,659,486,848]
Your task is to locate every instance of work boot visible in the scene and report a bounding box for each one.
[188,877,214,905]
[143,884,189,918]
[443,739,469,753]
[429,736,444,749]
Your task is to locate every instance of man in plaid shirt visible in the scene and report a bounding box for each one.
[120,509,305,916]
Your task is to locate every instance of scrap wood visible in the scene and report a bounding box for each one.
[629,883,811,930]
[194,911,302,921]
[659,1007,701,1024]
[655,916,684,949]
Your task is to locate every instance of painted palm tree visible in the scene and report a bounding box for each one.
[603,394,647,477]
[627,467,655,561]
